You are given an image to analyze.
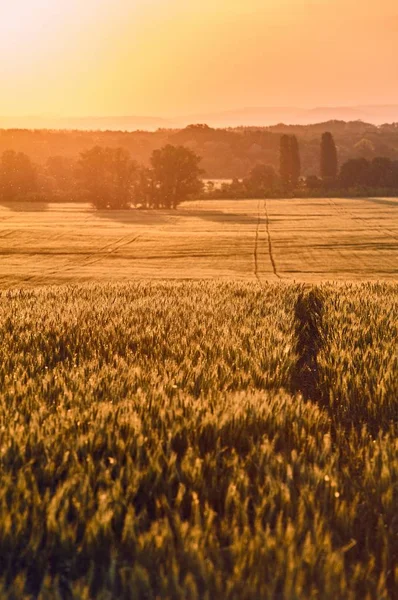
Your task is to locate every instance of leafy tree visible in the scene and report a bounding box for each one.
[0,150,37,200]
[77,147,137,209]
[133,167,157,209]
[78,147,111,208]
[320,132,338,179]
[244,164,278,196]
[110,148,139,209]
[339,158,370,188]
[149,145,203,209]
[354,138,375,160]
[368,157,394,187]
[40,156,77,201]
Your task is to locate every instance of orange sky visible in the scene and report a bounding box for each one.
[0,0,397,117]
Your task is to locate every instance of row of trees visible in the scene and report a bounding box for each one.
[204,132,398,198]
[280,132,339,187]
[1,133,398,206]
[2,121,398,179]
[307,134,398,192]
[0,145,203,209]
[340,157,398,188]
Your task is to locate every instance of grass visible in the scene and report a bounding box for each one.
[0,281,396,598]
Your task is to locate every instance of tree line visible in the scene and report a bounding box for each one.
[204,132,398,199]
[1,132,398,208]
[1,121,398,180]
[0,145,203,209]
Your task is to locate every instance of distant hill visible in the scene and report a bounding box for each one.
[0,115,171,131]
[1,120,398,178]
[180,106,398,128]
[2,106,397,131]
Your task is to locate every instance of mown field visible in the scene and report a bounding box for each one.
[0,197,397,286]
[0,282,396,599]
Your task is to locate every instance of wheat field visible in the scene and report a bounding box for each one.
[0,281,396,598]
[0,197,396,286]
[0,199,397,598]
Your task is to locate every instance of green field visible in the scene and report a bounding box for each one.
[0,199,397,598]
[0,281,397,599]
[0,197,397,286]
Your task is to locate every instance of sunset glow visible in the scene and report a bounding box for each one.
[0,0,397,117]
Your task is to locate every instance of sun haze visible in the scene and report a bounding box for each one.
[0,0,397,117]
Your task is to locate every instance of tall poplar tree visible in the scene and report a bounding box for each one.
[280,135,291,187]
[280,135,301,188]
[290,135,301,186]
[320,132,338,179]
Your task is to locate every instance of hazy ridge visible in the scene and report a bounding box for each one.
[1,105,398,131]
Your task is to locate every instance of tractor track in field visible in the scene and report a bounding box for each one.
[21,231,144,285]
[81,233,143,267]
[70,215,177,270]
[328,198,398,242]
[289,287,395,600]
[264,200,282,280]
[0,229,16,240]
[19,214,178,285]
[253,200,261,283]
